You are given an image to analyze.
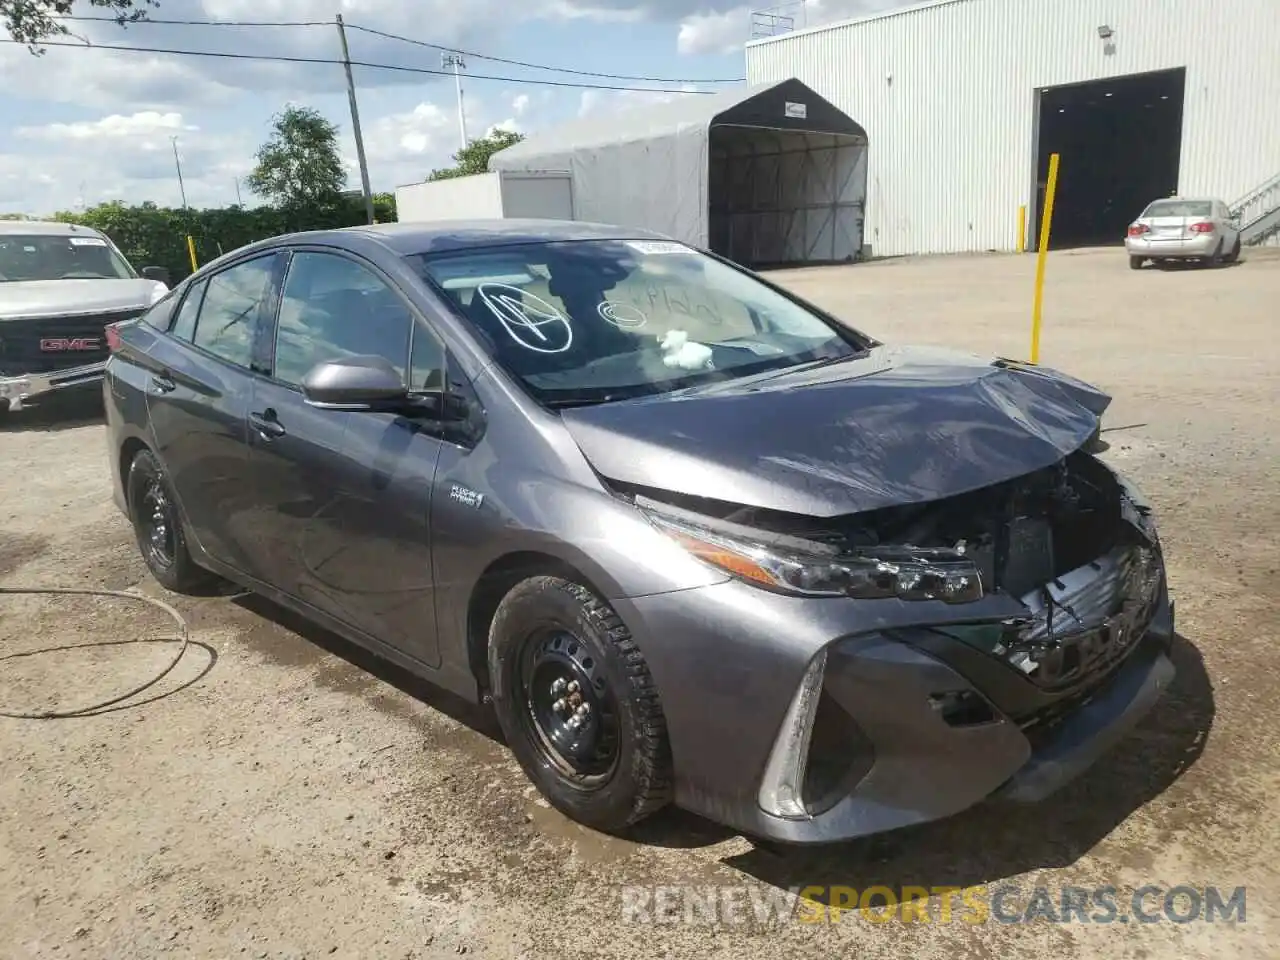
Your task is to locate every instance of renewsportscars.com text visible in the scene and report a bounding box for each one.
[619,884,1247,926]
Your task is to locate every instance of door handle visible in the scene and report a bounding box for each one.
[150,373,176,393]
[249,409,286,440]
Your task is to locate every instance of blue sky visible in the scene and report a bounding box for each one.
[0,0,900,214]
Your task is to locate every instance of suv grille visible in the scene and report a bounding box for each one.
[0,310,138,375]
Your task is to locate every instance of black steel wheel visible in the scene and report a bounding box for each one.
[488,576,672,833]
[126,449,211,594]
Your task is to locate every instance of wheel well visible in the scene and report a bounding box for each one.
[118,437,150,517]
[466,551,593,694]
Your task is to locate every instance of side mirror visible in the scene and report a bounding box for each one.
[141,265,171,286]
[302,356,408,410]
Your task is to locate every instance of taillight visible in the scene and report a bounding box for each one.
[1127,224,1150,237]
[105,322,124,353]
[1189,222,1215,233]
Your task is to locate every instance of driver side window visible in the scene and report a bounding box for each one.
[273,251,414,388]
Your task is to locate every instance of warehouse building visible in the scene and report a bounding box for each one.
[746,0,1280,256]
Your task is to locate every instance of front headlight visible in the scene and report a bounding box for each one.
[642,509,983,603]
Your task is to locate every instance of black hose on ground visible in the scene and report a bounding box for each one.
[0,586,190,719]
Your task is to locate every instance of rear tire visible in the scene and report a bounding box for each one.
[1208,240,1224,267]
[1224,237,1242,263]
[1128,255,1144,270]
[487,575,673,833]
[126,449,211,594]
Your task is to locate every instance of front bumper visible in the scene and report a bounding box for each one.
[618,562,1175,845]
[0,360,106,410]
[1126,234,1219,259]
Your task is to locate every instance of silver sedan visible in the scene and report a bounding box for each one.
[1125,197,1242,269]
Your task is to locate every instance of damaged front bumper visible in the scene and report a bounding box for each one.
[615,457,1177,844]
[0,360,107,410]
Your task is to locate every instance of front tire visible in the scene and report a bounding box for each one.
[126,449,211,594]
[1128,255,1144,270]
[488,576,673,833]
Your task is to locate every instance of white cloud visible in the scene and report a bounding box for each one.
[577,83,700,117]
[676,0,908,54]
[512,93,531,115]
[17,112,196,142]
[677,7,751,55]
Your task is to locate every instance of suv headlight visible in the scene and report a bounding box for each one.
[642,509,983,603]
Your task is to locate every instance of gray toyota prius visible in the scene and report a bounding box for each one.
[103,220,1175,844]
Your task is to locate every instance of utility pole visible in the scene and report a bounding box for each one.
[442,52,469,150]
[233,177,243,206]
[170,136,189,208]
[335,13,375,225]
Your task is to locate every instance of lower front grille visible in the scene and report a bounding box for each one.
[0,311,137,374]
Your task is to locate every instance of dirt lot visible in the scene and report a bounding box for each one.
[2,246,1278,959]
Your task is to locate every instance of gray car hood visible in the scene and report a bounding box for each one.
[0,278,163,320]
[560,344,1112,518]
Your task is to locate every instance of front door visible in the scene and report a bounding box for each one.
[249,248,447,667]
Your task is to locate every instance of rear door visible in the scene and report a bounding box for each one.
[145,252,284,576]
[247,248,446,666]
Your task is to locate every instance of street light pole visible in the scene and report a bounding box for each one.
[442,52,469,150]
[170,136,189,208]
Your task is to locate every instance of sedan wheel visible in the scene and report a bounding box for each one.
[1128,255,1144,270]
[127,449,211,594]
[1224,237,1242,263]
[488,576,673,833]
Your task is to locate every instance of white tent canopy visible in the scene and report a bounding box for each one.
[491,78,870,266]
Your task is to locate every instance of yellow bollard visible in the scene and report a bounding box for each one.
[187,235,198,274]
[1017,204,1027,253]
[1029,153,1060,364]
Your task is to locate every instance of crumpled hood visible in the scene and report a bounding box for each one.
[560,344,1112,518]
[0,278,164,320]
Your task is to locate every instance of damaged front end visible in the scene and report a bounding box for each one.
[626,451,1169,821]
[632,452,1162,688]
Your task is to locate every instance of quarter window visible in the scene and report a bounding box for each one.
[191,257,276,367]
[273,251,414,387]
[170,279,207,342]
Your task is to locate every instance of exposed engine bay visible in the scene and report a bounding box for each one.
[621,451,1162,693]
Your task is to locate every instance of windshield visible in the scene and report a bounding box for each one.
[0,233,136,282]
[1142,200,1212,218]
[410,239,865,405]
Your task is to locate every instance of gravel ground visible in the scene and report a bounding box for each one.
[2,246,1277,959]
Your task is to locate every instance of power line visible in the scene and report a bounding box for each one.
[0,37,721,94]
[51,13,747,84]
[347,24,744,84]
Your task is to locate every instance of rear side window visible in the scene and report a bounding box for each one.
[140,292,177,330]
[191,257,276,368]
[170,280,207,342]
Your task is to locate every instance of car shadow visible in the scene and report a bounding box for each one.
[1149,258,1244,271]
[716,632,1212,895]
[230,591,504,740]
[0,392,104,432]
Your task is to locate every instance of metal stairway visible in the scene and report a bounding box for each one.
[1230,172,1280,246]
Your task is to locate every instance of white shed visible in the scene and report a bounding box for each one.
[490,78,870,267]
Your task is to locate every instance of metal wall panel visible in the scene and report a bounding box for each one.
[746,0,1280,256]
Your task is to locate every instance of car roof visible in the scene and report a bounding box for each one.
[265,218,675,258]
[1145,196,1221,205]
[0,219,105,237]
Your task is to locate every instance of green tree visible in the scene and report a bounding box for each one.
[2,0,157,49]
[427,128,525,181]
[246,106,347,209]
